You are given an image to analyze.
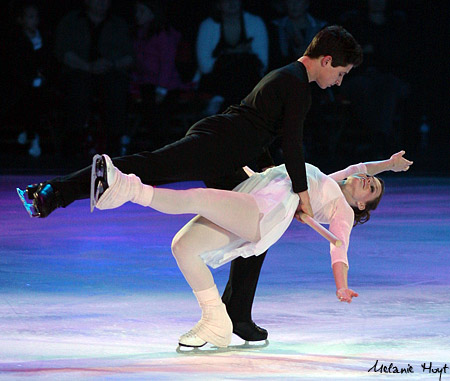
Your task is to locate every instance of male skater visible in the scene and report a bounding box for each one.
[19,26,363,343]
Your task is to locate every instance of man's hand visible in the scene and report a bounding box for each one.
[294,190,313,222]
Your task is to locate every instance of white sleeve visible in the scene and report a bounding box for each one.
[328,163,367,182]
[244,13,269,73]
[196,18,221,75]
[328,197,355,268]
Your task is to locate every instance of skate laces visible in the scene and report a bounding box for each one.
[182,329,198,339]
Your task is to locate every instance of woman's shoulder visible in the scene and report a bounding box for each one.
[331,195,355,225]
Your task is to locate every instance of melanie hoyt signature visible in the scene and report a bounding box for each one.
[368,360,448,380]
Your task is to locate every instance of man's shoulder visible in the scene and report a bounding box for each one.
[269,62,308,84]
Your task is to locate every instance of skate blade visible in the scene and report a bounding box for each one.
[16,188,39,217]
[232,339,270,350]
[90,154,103,212]
[176,340,269,355]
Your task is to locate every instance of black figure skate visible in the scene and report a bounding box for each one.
[17,183,63,218]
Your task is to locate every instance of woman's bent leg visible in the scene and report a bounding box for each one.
[172,216,240,347]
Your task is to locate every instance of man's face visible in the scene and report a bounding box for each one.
[316,57,353,89]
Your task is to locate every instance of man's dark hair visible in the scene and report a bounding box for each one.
[304,25,363,67]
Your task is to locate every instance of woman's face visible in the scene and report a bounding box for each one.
[344,174,383,210]
[135,2,154,26]
[18,6,39,32]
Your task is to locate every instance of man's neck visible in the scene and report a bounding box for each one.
[298,56,317,83]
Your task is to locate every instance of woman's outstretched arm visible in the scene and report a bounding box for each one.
[364,150,413,176]
[329,150,413,182]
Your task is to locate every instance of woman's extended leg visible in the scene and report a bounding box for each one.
[95,155,262,243]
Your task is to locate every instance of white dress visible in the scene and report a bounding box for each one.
[200,163,367,269]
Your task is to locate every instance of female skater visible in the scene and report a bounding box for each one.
[91,150,412,348]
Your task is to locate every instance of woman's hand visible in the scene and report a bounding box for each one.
[336,288,358,303]
[389,150,413,172]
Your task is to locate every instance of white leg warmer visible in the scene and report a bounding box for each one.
[96,156,154,210]
[179,284,233,348]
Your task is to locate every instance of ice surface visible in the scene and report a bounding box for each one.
[1,175,449,380]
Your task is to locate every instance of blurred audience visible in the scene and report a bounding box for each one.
[339,0,411,157]
[4,0,55,157]
[196,0,268,115]
[54,0,134,157]
[130,0,188,148]
[0,0,445,171]
[271,0,326,67]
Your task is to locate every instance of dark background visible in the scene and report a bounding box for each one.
[0,0,448,175]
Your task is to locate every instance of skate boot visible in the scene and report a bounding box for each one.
[232,321,268,341]
[17,182,63,218]
[91,154,154,211]
[178,285,233,348]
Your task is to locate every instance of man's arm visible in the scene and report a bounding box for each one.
[281,81,312,217]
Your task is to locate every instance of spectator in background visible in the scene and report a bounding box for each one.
[196,0,268,116]
[54,0,134,158]
[271,0,326,68]
[339,0,411,157]
[5,0,55,158]
[130,0,186,148]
